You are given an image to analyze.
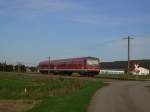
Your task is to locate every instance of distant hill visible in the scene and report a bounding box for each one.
[101,59,150,70]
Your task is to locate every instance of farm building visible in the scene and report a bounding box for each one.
[100,60,150,75]
[132,64,149,75]
[100,69,125,74]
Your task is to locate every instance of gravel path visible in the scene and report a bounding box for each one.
[87,81,150,112]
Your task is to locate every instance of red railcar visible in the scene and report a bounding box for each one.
[38,57,100,76]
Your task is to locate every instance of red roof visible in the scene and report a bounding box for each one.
[39,56,99,65]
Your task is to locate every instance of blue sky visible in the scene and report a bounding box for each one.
[0,0,150,66]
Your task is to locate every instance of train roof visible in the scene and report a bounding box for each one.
[39,56,99,65]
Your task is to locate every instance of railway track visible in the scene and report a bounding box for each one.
[38,73,150,81]
[94,76,150,81]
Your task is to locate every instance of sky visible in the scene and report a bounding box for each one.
[0,0,150,66]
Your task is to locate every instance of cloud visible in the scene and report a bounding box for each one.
[0,0,150,25]
[0,0,85,16]
[66,13,150,25]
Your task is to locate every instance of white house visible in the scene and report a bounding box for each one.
[132,64,149,75]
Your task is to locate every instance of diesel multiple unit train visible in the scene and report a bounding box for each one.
[38,57,100,76]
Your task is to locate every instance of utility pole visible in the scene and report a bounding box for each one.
[3,60,6,72]
[18,63,19,72]
[18,62,21,72]
[123,36,134,74]
[149,66,150,75]
[3,62,5,72]
[48,56,50,74]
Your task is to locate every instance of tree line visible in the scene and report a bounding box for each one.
[101,59,150,70]
[0,62,37,72]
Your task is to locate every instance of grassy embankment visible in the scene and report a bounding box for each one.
[0,72,104,112]
[97,74,150,80]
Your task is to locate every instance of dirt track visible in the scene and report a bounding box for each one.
[88,81,150,112]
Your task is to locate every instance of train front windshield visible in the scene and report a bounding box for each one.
[87,59,99,66]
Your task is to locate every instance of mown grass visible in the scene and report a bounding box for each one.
[97,74,150,80]
[0,72,104,112]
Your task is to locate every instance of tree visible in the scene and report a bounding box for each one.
[29,66,37,72]
[0,63,2,71]
[14,64,26,72]
[5,64,13,72]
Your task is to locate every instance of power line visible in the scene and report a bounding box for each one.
[82,39,120,50]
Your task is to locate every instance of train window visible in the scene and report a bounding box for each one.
[87,59,99,66]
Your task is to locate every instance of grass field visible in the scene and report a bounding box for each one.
[97,74,150,80]
[0,72,104,112]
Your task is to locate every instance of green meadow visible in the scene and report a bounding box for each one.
[0,72,104,112]
[97,74,150,80]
